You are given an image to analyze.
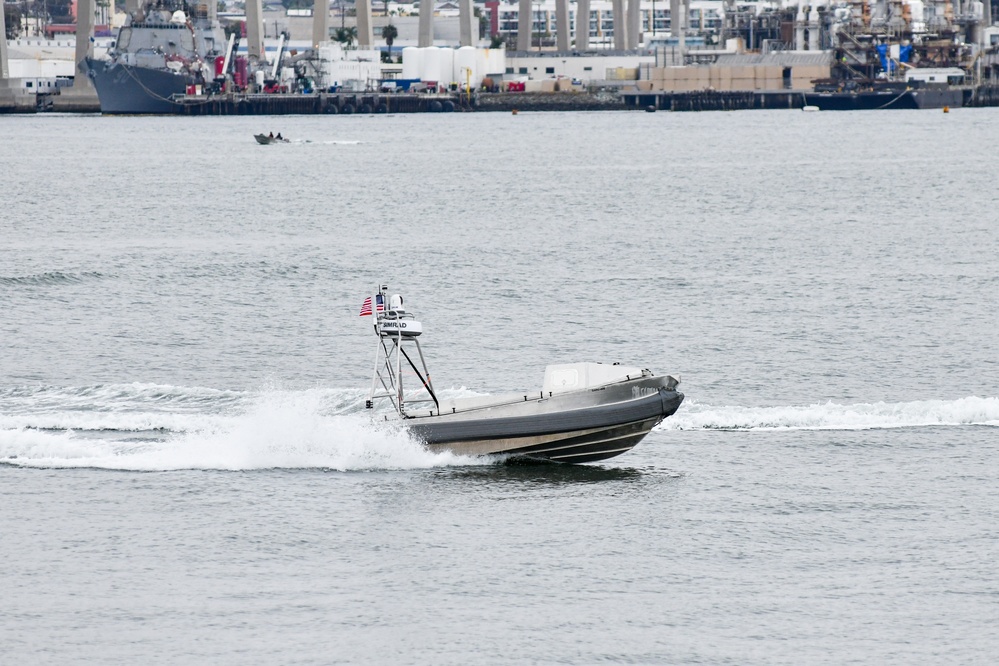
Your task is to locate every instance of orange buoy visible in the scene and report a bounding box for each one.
[943,106,950,113]
[512,109,518,115]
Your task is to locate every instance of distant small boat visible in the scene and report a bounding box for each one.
[802,105,820,112]
[254,134,290,145]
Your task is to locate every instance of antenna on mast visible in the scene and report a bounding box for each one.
[365,285,438,416]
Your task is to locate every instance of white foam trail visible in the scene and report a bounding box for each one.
[8,384,992,469]
[0,383,366,432]
[661,396,999,431]
[0,412,220,432]
[0,389,479,471]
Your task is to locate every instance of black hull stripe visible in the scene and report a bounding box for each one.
[509,419,655,456]
[544,434,650,462]
[506,421,657,463]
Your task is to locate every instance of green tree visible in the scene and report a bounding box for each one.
[381,23,397,61]
[48,0,72,22]
[332,25,356,48]
[489,33,505,49]
[474,7,487,40]
[4,4,22,39]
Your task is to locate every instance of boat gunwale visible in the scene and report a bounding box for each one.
[405,387,683,444]
[416,373,673,419]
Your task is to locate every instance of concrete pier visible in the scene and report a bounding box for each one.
[459,0,474,46]
[612,0,627,50]
[245,0,265,65]
[669,0,681,37]
[356,0,373,47]
[73,0,95,89]
[0,3,33,112]
[418,0,435,46]
[51,0,100,111]
[312,0,330,48]
[555,0,570,51]
[517,0,533,51]
[627,0,641,49]
[575,0,590,51]
[1,2,9,81]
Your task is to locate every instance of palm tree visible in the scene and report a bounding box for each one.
[332,26,357,48]
[381,24,398,62]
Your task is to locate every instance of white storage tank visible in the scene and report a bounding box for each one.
[421,46,441,84]
[439,47,455,85]
[907,0,926,32]
[402,46,422,80]
[456,46,477,88]
[488,49,505,79]
[475,48,488,82]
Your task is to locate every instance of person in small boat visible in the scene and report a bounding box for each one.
[276,133,283,140]
[268,132,274,138]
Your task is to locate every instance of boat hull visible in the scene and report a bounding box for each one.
[803,88,963,111]
[406,379,684,463]
[85,58,191,114]
[254,134,290,144]
[424,415,668,463]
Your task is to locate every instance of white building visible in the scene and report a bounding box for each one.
[490,0,730,49]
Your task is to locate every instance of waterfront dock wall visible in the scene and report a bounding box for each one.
[622,90,807,111]
[171,92,468,115]
[12,85,999,115]
[965,85,999,107]
[474,91,623,112]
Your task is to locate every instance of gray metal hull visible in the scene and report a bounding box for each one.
[406,377,684,463]
[85,58,190,114]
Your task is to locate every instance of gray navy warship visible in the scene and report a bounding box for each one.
[85,0,227,114]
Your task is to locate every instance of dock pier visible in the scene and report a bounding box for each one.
[172,92,469,115]
[621,90,806,112]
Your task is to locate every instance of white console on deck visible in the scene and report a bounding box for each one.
[542,362,647,395]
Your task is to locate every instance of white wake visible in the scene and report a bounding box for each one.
[662,396,999,431]
[0,387,481,471]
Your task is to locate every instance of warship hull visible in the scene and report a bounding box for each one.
[85,58,191,114]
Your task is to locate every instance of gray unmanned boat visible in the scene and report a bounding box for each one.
[364,286,684,463]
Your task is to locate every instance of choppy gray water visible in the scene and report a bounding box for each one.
[2,109,998,664]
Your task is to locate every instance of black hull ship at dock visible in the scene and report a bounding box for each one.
[362,286,684,464]
[804,73,966,111]
[804,87,964,110]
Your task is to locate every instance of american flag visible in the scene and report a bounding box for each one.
[359,294,385,317]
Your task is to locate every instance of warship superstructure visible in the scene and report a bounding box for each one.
[85,1,227,114]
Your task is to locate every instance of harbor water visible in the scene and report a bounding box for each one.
[2,109,998,664]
